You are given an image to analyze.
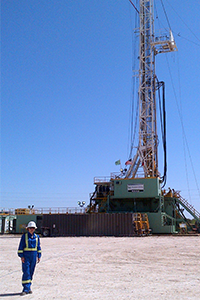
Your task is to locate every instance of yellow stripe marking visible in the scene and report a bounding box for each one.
[24,233,38,251]
[22,279,32,284]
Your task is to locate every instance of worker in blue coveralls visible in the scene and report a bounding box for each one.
[18,221,42,296]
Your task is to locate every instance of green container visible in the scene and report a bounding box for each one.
[15,214,42,233]
[113,177,161,199]
[147,211,176,234]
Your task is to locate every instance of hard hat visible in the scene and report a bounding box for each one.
[26,221,37,229]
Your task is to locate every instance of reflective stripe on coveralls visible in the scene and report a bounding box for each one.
[22,280,32,284]
[24,233,38,251]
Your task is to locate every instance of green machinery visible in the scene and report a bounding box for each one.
[90,177,200,233]
[89,0,200,234]
[0,209,42,234]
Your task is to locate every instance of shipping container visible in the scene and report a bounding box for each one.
[41,213,134,237]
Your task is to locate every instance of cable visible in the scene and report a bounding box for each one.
[166,55,200,199]
[157,79,167,187]
[128,0,139,14]
[175,33,200,47]
[165,0,200,43]
[128,0,139,159]
[155,1,200,46]
[160,0,171,30]
[154,0,169,33]
[177,55,192,204]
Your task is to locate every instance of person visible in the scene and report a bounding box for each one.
[17,221,42,296]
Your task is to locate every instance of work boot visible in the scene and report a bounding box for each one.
[28,290,33,294]
[20,291,27,296]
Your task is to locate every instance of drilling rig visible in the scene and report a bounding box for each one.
[89,0,200,233]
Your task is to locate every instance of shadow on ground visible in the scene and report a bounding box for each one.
[0,293,21,297]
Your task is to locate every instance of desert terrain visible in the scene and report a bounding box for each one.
[0,235,199,299]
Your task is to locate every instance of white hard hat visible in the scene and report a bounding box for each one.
[26,221,37,229]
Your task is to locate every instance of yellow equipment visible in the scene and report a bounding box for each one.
[15,208,32,215]
[179,223,187,234]
[132,213,151,236]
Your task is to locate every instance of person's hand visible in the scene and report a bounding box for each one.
[37,258,40,263]
[21,257,25,263]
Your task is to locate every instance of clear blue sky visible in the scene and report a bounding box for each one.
[1,0,200,212]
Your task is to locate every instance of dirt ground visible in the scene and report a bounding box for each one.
[0,235,199,300]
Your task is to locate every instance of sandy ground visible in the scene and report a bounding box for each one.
[0,235,199,300]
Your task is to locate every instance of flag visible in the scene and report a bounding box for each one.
[125,159,132,165]
[115,159,121,166]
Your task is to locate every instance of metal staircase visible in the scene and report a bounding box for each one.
[174,191,200,222]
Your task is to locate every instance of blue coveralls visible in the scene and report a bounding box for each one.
[18,232,42,293]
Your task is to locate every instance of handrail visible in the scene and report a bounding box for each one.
[0,207,86,215]
[0,208,15,215]
[34,207,86,214]
[173,191,200,220]
[178,197,200,219]
[94,176,111,183]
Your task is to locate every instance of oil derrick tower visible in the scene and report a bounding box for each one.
[126,0,177,180]
[126,0,159,179]
[89,0,200,234]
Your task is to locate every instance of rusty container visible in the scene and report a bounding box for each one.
[41,213,134,236]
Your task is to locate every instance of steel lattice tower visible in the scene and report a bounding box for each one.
[126,0,177,179]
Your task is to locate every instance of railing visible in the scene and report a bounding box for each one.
[94,176,111,183]
[0,208,15,215]
[94,173,146,183]
[94,172,128,183]
[171,190,200,221]
[178,196,200,220]
[34,207,86,214]
[0,207,86,215]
